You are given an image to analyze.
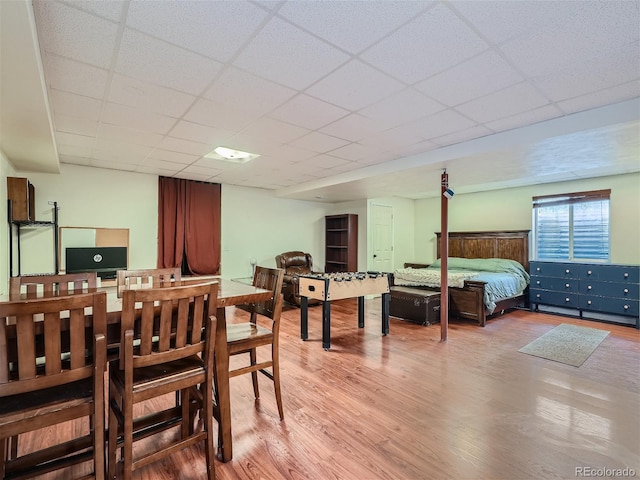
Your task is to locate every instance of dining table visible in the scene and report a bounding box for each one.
[1,276,272,463]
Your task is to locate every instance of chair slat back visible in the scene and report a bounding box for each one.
[116,268,181,298]
[0,292,107,397]
[245,267,284,328]
[119,282,218,369]
[10,272,98,299]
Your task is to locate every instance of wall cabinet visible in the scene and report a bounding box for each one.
[530,261,639,328]
[7,177,35,222]
[325,214,358,273]
[7,176,59,276]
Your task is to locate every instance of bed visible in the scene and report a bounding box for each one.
[393,230,530,326]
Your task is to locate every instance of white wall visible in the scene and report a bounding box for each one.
[5,166,331,281]
[221,185,327,278]
[1,150,17,294]
[22,164,158,274]
[414,172,640,264]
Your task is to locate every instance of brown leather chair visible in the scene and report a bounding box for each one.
[275,251,321,307]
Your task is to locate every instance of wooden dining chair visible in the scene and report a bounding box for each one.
[226,266,285,420]
[107,281,218,480]
[0,291,107,480]
[115,267,181,298]
[9,271,98,299]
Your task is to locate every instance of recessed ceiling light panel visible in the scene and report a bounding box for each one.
[204,146,260,164]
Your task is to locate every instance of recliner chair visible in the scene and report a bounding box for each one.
[275,251,322,307]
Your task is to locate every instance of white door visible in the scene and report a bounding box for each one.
[371,204,393,272]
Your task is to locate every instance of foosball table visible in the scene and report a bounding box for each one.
[298,271,391,350]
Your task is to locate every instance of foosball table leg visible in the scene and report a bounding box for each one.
[381,292,390,336]
[322,300,331,350]
[357,296,365,328]
[301,296,308,340]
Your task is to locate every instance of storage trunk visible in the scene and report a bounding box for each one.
[389,287,441,325]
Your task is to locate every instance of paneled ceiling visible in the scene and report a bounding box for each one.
[2,0,639,202]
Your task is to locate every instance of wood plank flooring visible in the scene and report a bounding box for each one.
[14,300,640,479]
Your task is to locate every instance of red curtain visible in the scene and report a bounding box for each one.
[157,177,221,275]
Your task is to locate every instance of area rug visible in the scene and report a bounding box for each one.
[518,324,610,367]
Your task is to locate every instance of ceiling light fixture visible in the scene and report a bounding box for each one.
[205,146,260,164]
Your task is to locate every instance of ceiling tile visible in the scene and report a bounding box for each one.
[71,0,125,22]
[361,3,488,84]
[147,149,199,165]
[404,109,476,141]
[42,54,108,99]
[168,121,234,146]
[319,114,382,142]
[57,144,92,158]
[430,125,493,147]
[306,59,404,111]
[33,1,119,68]
[49,90,102,120]
[204,66,297,117]
[233,16,349,90]
[140,156,189,171]
[184,98,256,131]
[484,104,564,132]
[55,131,94,148]
[415,50,523,107]
[557,80,640,115]
[301,154,354,169]
[96,123,163,148]
[55,114,98,137]
[359,88,445,130]
[326,143,382,162]
[126,0,268,62]
[455,82,550,124]
[156,136,211,156]
[259,144,316,163]
[529,42,640,102]
[239,117,309,144]
[278,0,431,54]
[108,74,196,118]
[268,94,350,130]
[115,29,223,95]
[59,154,92,166]
[290,132,351,154]
[102,102,177,134]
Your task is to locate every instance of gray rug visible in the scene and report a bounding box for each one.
[518,323,610,367]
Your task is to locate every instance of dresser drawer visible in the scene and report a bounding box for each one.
[580,264,640,283]
[531,277,578,292]
[530,289,579,308]
[580,280,640,300]
[580,296,639,317]
[530,262,578,278]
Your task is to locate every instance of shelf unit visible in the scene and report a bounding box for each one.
[325,214,358,273]
[8,200,59,276]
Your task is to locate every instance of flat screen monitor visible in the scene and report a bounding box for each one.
[66,247,127,279]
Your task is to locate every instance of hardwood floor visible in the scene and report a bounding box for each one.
[15,300,640,480]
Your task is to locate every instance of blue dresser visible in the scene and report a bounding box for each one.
[530,261,639,328]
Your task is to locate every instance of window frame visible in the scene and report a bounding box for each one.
[532,189,611,263]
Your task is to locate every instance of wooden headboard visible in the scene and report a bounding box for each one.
[435,230,530,272]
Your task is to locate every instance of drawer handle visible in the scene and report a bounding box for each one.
[624,305,630,310]
[587,300,592,305]
[536,267,540,272]
[624,273,629,278]
[565,269,570,274]
[565,297,570,302]
[536,280,540,285]
[587,285,592,290]
[566,283,570,288]
[587,270,592,275]
[536,294,541,298]
[624,288,629,294]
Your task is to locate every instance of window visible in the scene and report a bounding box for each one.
[532,189,610,262]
